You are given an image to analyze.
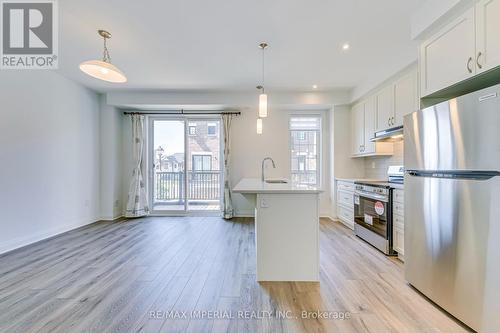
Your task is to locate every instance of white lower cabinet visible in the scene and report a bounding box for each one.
[393,224,405,257]
[338,205,354,229]
[392,189,405,261]
[337,190,354,207]
[336,180,355,230]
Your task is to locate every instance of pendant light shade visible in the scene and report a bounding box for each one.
[256,118,263,134]
[80,30,127,83]
[79,60,127,83]
[259,92,268,118]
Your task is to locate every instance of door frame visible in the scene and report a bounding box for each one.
[147,115,223,216]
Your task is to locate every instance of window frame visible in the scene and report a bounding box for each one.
[289,115,322,187]
[188,123,197,136]
[192,153,213,171]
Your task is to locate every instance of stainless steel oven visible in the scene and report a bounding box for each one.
[354,183,396,255]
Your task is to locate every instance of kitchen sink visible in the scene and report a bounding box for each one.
[265,179,289,184]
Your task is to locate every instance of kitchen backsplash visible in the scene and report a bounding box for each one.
[364,141,404,179]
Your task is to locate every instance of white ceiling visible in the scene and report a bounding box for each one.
[58,0,423,93]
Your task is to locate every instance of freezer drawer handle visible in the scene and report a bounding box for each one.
[406,170,500,180]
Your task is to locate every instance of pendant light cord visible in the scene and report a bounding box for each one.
[103,37,111,63]
[261,46,265,93]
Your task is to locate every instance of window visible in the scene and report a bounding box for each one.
[207,123,217,136]
[289,116,321,186]
[188,123,197,135]
[192,154,212,171]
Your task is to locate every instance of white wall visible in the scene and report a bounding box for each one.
[106,90,351,110]
[111,90,352,218]
[117,108,332,217]
[0,71,100,254]
[328,105,365,218]
[231,108,331,217]
[116,104,368,219]
[363,141,404,179]
[330,105,365,179]
[99,96,124,220]
[411,0,473,40]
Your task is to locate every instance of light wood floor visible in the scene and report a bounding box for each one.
[0,217,470,333]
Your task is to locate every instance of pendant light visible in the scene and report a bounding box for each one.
[258,42,269,118]
[256,118,263,134]
[79,30,127,83]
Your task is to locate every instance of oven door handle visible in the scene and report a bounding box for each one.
[355,190,388,202]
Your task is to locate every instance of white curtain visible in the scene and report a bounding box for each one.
[125,114,150,218]
[222,114,234,219]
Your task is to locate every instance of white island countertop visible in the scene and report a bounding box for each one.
[233,178,322,194]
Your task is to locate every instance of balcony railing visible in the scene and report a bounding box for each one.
[154,171,221,202]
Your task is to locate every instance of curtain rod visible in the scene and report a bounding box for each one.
[123,110,241,116]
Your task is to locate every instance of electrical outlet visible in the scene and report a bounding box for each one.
[84,199,90,208]
[260,198,269,208]
[114,200,120,208]
[371,161,376,169]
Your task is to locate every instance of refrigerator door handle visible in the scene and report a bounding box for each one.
[406,170,500,180]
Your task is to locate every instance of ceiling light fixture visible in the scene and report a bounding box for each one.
[312,84,318,89]
[256,118,263,134]
[79,30,127,83]
[258,42,269,118]
[342,43,350,51]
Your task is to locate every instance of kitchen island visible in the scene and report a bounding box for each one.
[232,178,322,282]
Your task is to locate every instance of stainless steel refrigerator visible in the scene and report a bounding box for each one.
[404,84,500,332]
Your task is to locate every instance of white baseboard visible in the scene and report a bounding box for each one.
[233,214,339,221]
[0,216,99,255]
[233,209,255,217]
[99,215,124,221]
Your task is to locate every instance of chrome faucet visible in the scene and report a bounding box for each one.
[261,157,276,182]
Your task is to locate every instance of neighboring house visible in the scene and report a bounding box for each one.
[187,121,220,172]
[153,121,220,173]
[154,147,184,172]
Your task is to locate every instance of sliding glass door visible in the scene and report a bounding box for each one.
[151,119,186,212]
[149,117,222,214]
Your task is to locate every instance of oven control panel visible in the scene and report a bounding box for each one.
[355,184,389,196]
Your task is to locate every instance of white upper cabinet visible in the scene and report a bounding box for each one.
[420,1,500,97]
[375,85,395,131]
[363,96,377,154]
[476,0,500,73]
[351,97,394,158]
[351,103,365,155]
[394,70,418,127]
[420,7,476,97]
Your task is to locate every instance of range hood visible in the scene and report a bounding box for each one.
[370,125,404,142]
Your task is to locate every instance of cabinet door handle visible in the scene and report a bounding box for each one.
[467,57,473,73]
[392,116,395,125]
[477,52,483,69]
[387,118,390,126]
